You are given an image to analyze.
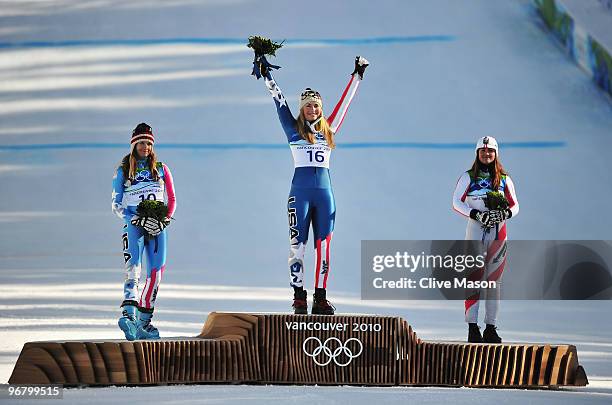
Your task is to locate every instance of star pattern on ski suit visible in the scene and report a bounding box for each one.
[265,78,287,107]
[290,262,302,284]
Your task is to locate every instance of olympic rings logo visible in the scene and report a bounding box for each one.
[302,337,363,367]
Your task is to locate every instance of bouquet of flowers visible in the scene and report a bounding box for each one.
[485,191,509,211]
[247,35,284,57]
[248,35,284,79]
[135,200,169,238]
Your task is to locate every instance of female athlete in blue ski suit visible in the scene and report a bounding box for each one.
[253,54,368,314]
[112,123,176,340]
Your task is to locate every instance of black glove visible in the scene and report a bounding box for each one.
[162,217,171,229]
[470,209,493,228]
[488,209,512,225]
[251,55,281,80]
[351,56,370,79]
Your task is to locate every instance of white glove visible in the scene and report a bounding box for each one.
[130,215,147,228]
[143,217,170,236]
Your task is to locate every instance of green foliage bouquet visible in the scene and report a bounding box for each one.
[485,191,509,211]
[247,35,284,57]
[136,200,169,239]
[248,35,284,79]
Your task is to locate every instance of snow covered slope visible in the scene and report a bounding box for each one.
[0,0,611,403]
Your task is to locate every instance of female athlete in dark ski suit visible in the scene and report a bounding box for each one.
[252,54,369,315]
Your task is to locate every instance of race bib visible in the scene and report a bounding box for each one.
[465,195,487,212]
[123,181,165,207]
[290,143,331,168]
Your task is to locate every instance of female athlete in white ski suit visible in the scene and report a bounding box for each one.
[452,137,519,340]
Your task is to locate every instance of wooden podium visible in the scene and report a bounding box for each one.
[9,313,588,388]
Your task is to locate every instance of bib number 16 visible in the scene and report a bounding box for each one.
[306,150,324,163]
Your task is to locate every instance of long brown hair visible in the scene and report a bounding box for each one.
[120,146,159,182]
[296,110,336,149]
[468,155,507,190]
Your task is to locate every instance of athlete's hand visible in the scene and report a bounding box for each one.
[487,210,503,225]
[142,217,171,236]
[130,215,146,228]
[142,217,161,236]
[488,209,512,225]
[352,56,369,79]
[252,55,266,79]
[142,217,162,236]
[251,55,281,80]
[470,209,493,228]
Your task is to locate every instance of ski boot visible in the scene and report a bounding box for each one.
[118,301,139,341]
[483,324,502,343]
[292,288,308,315]
[467,323,483,343]
[312,288,335,315]
[136,308,160,340]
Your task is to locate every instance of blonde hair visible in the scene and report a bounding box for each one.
[120,146,160,181]
[296,110,335,149]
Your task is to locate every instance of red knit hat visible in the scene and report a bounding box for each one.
[131,123,155,150]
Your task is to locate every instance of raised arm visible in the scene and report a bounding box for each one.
[263,69,296,140]
[327,74,360,134]
[252,53,296,141]
[452,172,473,218]
[327,56,369,134]
[112,166,126,219]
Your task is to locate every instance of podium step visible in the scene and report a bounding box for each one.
[9,312,588,388]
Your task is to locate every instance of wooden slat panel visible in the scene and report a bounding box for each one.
[64,342,95,385]
[15,347,65,384]
[118,342,139,384]
[539,346,551,386]
[99,343,127,384]
[133,343,148,384]
[550,345,567,385]
[85,342,108,385]
[44,343,78,384]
